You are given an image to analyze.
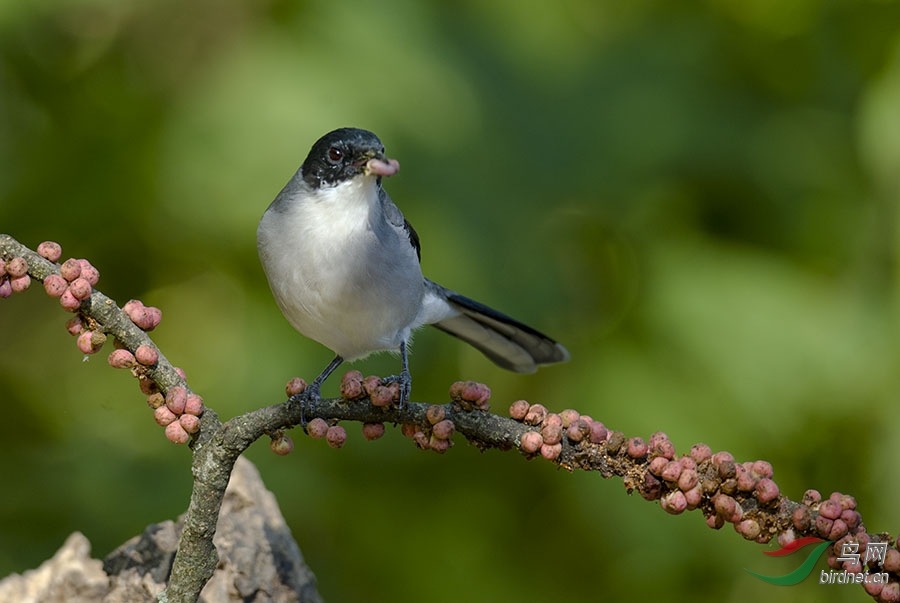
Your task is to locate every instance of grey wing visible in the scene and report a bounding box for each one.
[424,279,570,373]
[379,187,420,262]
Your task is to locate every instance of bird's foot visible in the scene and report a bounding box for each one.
[289,382,322,428]
[381,369,411,409]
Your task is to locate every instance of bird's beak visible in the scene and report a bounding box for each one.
[358,151,400,178]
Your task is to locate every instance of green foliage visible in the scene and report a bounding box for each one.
[2,1,900,601]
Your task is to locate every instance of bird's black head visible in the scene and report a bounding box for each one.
[301,127,387,189]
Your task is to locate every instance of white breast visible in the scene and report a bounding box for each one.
[257,174,424,360]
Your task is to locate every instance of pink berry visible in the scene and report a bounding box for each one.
[154,405,177,427]
[448,380,491,404]
[736,519,761,540]
[76,260,99,285]
[307,418,328,439]
[65,315,83,335]
[523,404,548,426]
[138,377,159,395]
[661,491,687,515]
[426,405,446,425]
[711,451,734,467]
[59,288,81,311]
[661,460,683,482]
[802,489,822,506]
[107,349,136,368]
[183,394,204,416]
[883,549,900,573]
[429,437,451,454]
[508,400,529,420]
[0,278,11,298]
[543,413,562,427]
[432,419,455,440]
[863,579,884,597]
[68,277,91,300]
[640,473,662,501]
[413,431,429,449]
[165,421,190,444]
[755,478,779,503]
[179,413,200,434]
[626,437,648,458]
[400,423,417,438]
[880,583,900,603]
[143,306,162,330]
[648,456,669,476]
[653,438,676,459]
[828,519,848,541]
[285,377,307,397]
[648,431,669,448]
[326,425,347,448]
[752,460,773,478]
[270,434,293,455]
[37,241,62,262]
[76,330,105,354]
[166,387,187,414]
[541,422,562,445]
[683,486,702,509]
[840,509,860,530]
[520,431,543,454]
[819,499,841,520]
[362,422,385,441]
[174,366,187,381]
[678,469,698,491]
[10,275,30,292]
[60,258,82,281]
[361,375,381,396]
[6,257,27,278]
[43,274,67,297]
[569,419,590,441]
[589,421,608,444]
[838,494,857,510]
[559,409,580,428]
[540,443,562,460]
[792,506,811,531]
[706,514,725,530]
[339,370,364,399]
[690,443,712,464]
[370,385,394,407]
[713,494,737,517]
[135,345,158,366]
[815,516,834,538]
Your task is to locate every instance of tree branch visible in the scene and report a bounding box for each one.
[3,233,898,603]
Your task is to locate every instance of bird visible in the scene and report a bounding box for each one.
[257,127,569,406]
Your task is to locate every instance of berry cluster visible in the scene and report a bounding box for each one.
[339,370,401,406]
[510,402,608,461]
[400,403,456,453]
[147,386,205,444]
[3,239,202,445]
[1,242,65,297]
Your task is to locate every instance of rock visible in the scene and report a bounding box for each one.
[0,457,322,603]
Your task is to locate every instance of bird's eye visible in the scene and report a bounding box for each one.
[327,147,343,163]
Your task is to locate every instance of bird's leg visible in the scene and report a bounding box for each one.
[381,340,412,408]
[293,355,344,426]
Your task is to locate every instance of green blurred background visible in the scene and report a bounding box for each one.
[2,0,900,601]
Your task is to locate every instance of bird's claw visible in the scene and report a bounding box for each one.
[291,382,322,428]
[381,370,412,408]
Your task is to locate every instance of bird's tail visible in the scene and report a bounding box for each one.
[426,280,570,373]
